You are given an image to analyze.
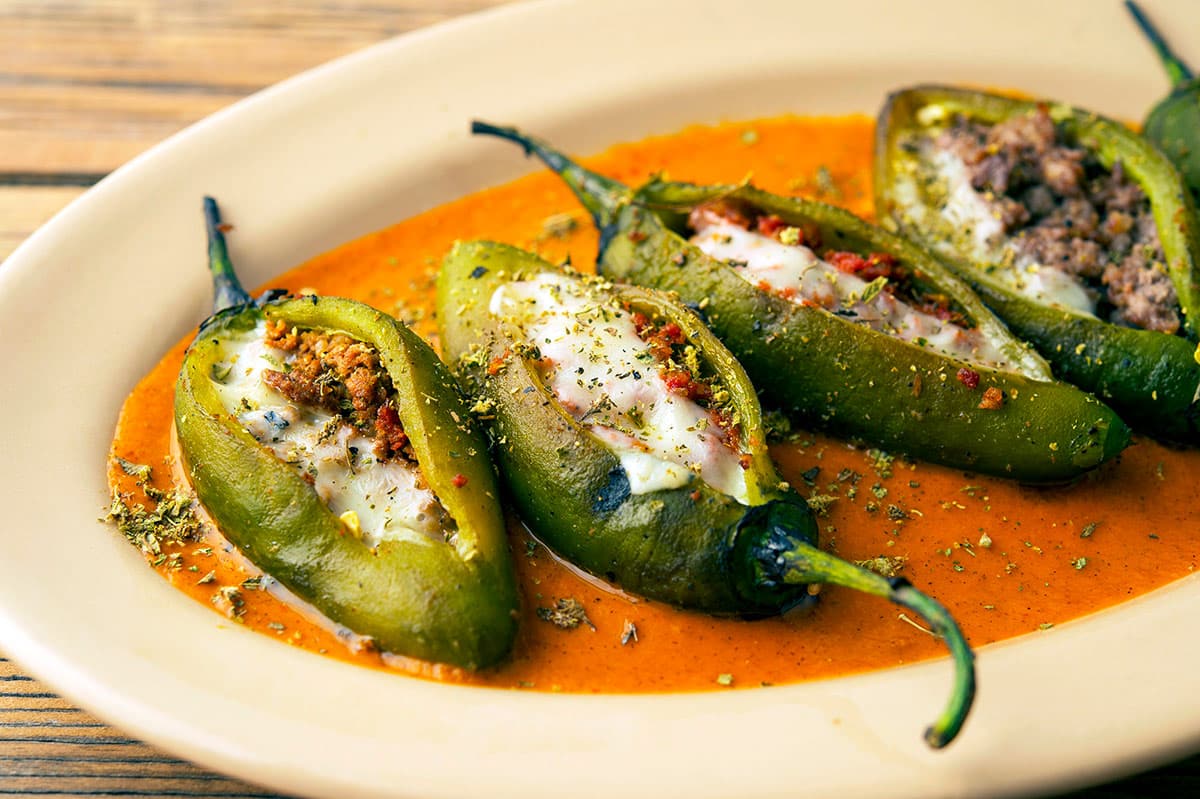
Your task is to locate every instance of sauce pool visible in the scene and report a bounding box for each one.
[109,114,1200,692]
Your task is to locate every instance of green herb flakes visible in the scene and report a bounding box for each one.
[806,494,838,517]
[860,276,888,304]
[105,464,202,556]
[536,597,595,631]
[855,555,907,578]
[211,586,245,620]
[114,457,152,481]
[866,449,894,478]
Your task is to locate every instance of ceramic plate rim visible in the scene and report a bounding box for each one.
[1,1,1198,797]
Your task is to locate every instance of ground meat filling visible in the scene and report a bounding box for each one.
[262,319,412,463]
[936,110,1178,333]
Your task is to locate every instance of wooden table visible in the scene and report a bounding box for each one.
[1,1,1196,796]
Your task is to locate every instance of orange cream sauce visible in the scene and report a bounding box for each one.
[109,115,1200,692]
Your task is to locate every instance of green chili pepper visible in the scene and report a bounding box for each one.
[875,86,1200,443]
[1126,1,1200,201]
[174,198,518,669]
[438,239,975,748]
[471,122,1129,482]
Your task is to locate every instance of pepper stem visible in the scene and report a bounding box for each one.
[764,537,976,749]
[471,121,629,230]
[1126,1,1194,86]
[203,196,252,313]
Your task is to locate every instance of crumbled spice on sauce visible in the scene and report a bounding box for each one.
[855,555,908,578]
[807,494,838,517]
[211,586,245,620]
[106,461,202,555]
[537,598,595,631]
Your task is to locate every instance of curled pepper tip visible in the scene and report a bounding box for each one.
[890,582,976,750]
[753,530,976,749]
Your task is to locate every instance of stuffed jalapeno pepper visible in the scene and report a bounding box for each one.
[472,122,1129,482]
[174,198,518,669]
[438,240,975,748]
[875,86,1200,442]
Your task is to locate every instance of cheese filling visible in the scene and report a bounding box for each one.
[489,272,750,503]
[207,321,448,548]
[690,219,1013,370]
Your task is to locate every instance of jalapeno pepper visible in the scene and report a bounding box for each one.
[875,85,1200,443]
[438,239,975,748]
[1126,1,1200,200]
[471,122,1130,482]
[174,198,518,669]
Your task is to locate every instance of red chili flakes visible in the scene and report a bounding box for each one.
[756,214,789,239]
[689,490,701,502]
[978,387,1005,410]
[451,473,469,488]
[824,250,897,282]
[956,367,980,389]
[633,313,685,362]
[628,230,647,243]
[486,350,511,376]
[915,294,970,327]
[663,369,712,402]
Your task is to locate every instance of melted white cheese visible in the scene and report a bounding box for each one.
[208,321,447,548]
[691,220,1013,369]
[489,273,750,503]
[932,147,1096,315]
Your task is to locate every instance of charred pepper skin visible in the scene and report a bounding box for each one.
[174,198,518,669]
[438,240,976,749]
[875,86,1200,443]
[471,122,1130,483]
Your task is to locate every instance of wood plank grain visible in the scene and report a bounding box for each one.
[0,658,287,797]
[0,0,518,175]
[0,187,87,262]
